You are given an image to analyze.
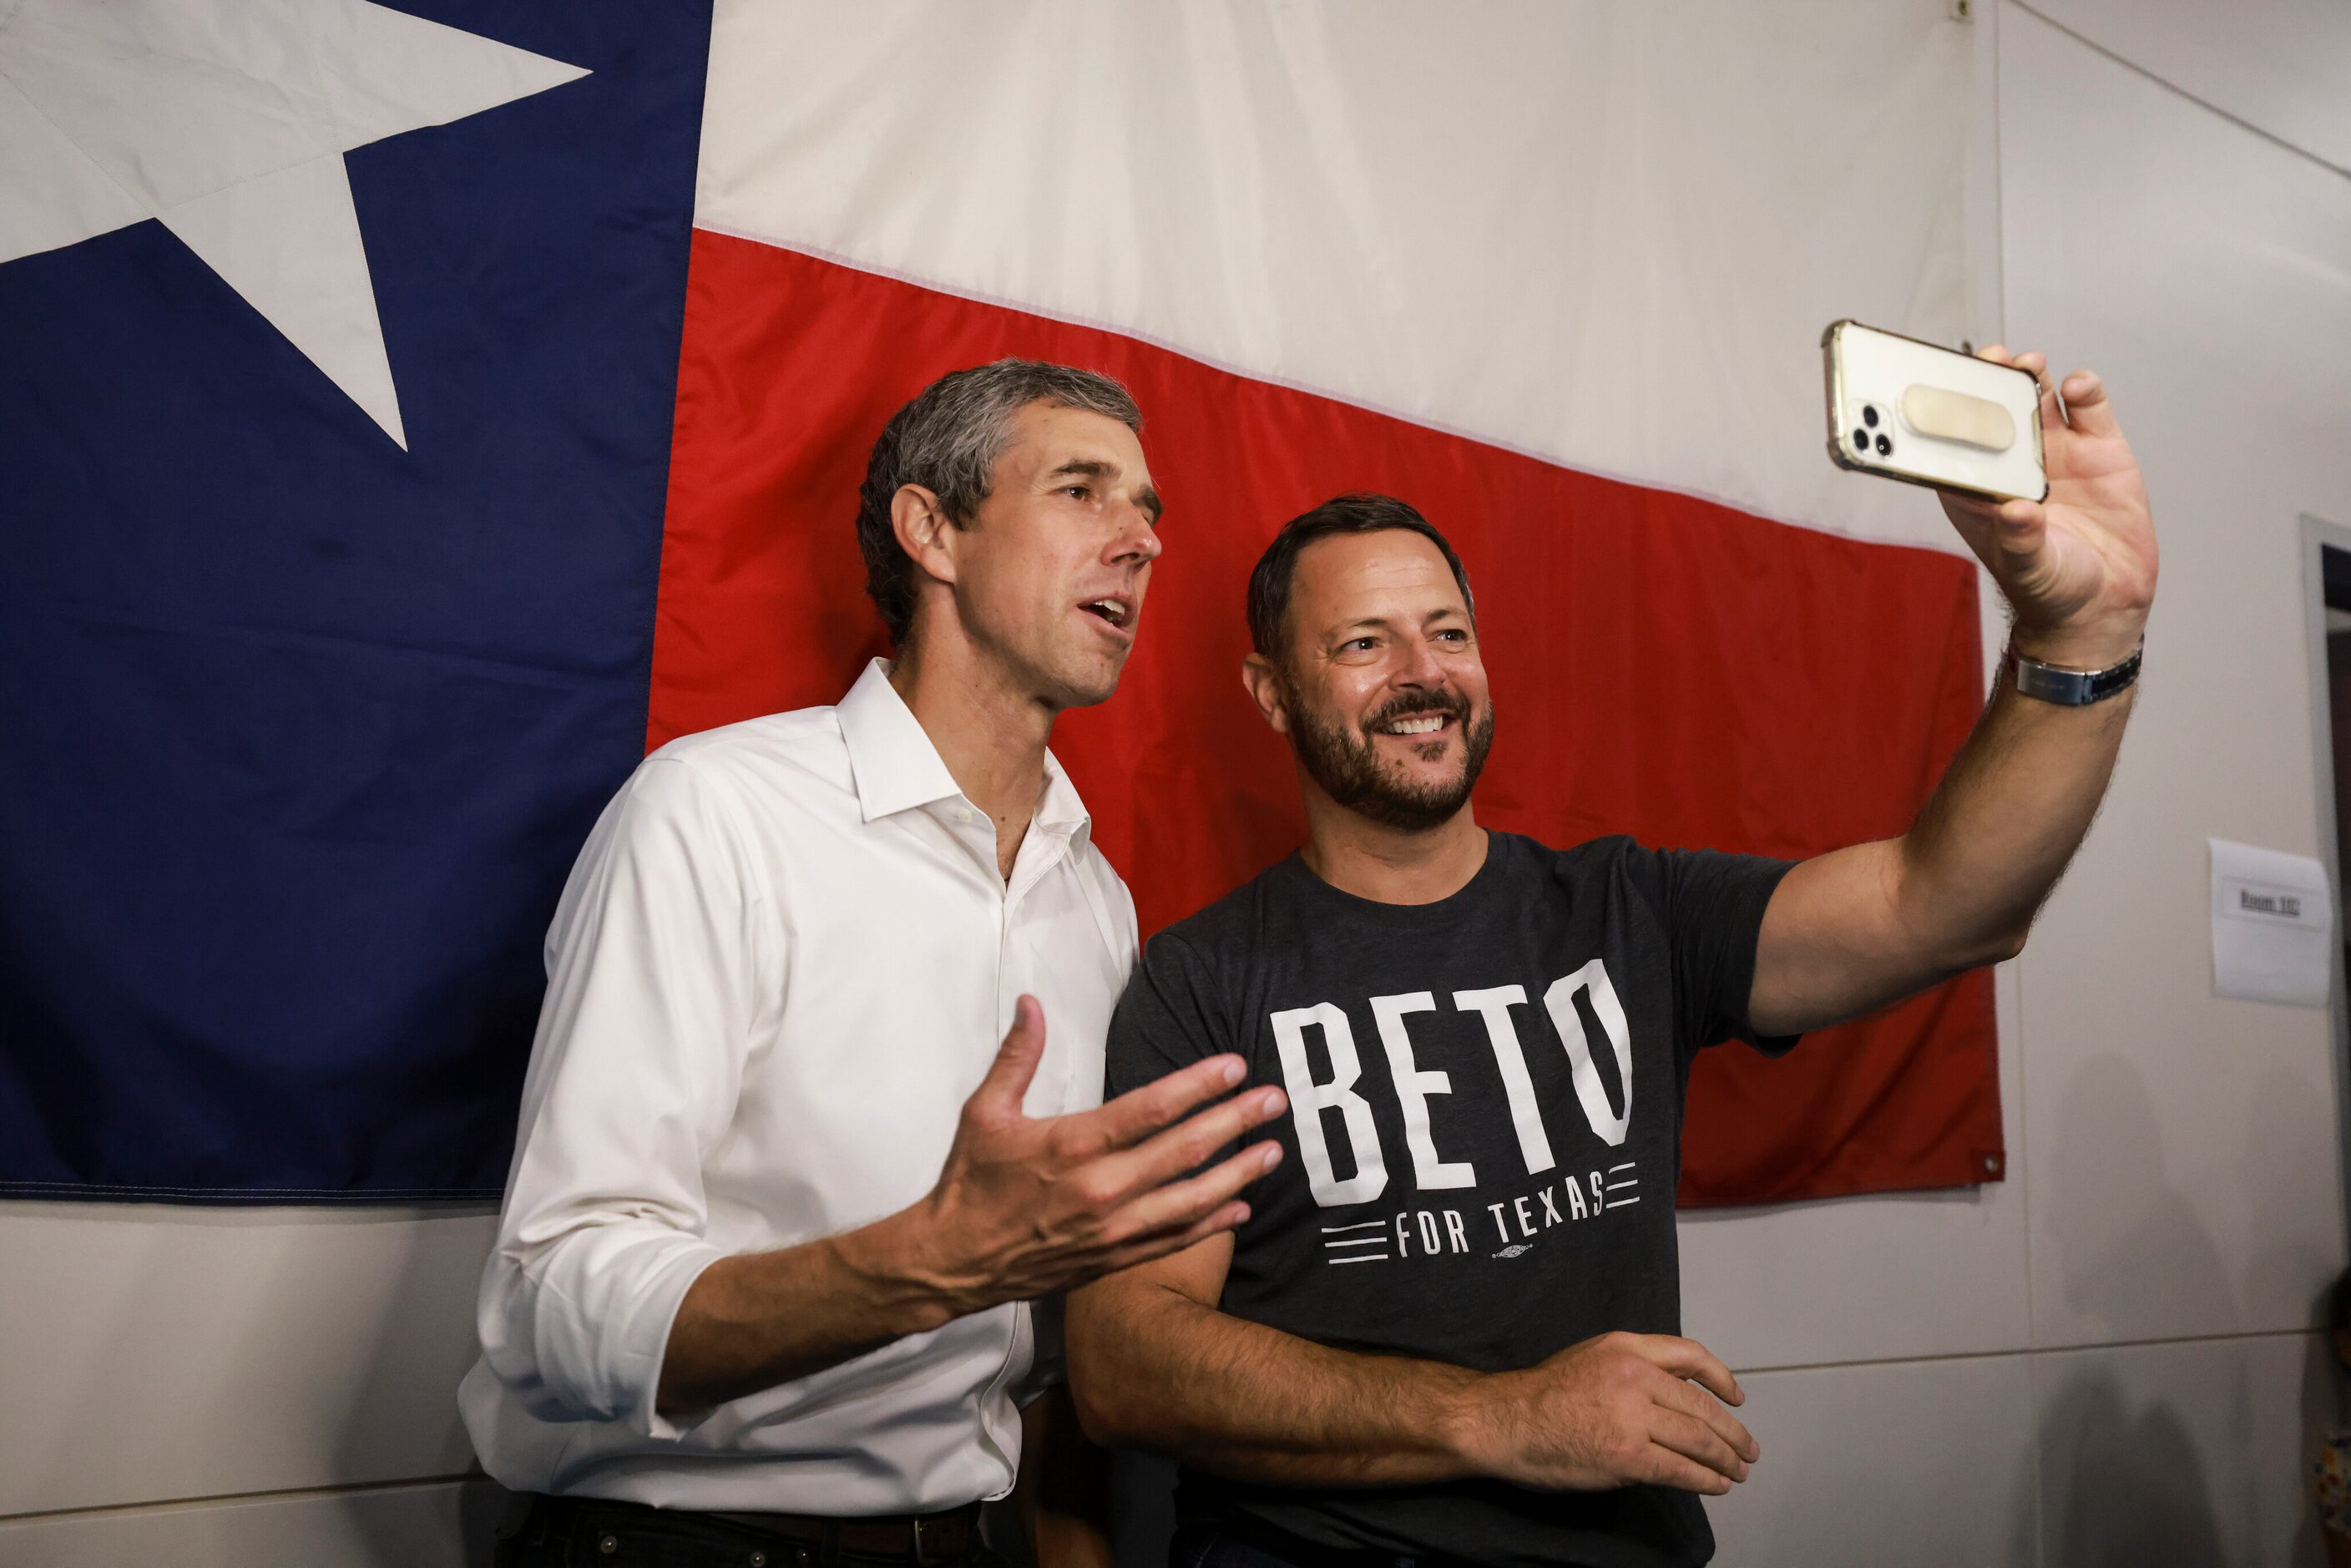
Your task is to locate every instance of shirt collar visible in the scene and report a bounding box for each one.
[837,658,1095,842]
[1034,749,1092,844]
[838,659,961,822]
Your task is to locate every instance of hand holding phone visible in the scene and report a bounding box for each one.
[1825,321,2156,670]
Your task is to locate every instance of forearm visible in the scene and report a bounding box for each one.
[1754,635,2137,1035]
[1067,1279,1480,1487]
[1894,635,2136,959]
[656,1204,961,1417]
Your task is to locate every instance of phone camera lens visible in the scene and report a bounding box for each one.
[1853,428,1871,452]
[1874,433,1893,457]
[1863,405,1880,427]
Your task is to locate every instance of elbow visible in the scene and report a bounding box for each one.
[479,1226,725,1433]
[1063,1347,1136,1449]
[1974,917,2034,968]
[1927,926,2026,978]
[1065,1373,1124,1449]
[1061,1305,1145,1449]
[1940,923,2028,975]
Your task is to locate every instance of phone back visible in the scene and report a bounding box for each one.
[1824,321,2047,503]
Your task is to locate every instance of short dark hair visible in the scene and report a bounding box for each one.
[855,359,1143,645]
[1245,493,1476,662]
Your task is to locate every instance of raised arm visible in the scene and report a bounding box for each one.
[1064,1238,1758,1496]
[1749,350,2156,1037]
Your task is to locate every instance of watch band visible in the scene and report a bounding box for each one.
[2012,640,2143,706]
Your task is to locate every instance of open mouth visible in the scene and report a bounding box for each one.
[1370,705,1464,742]
[1079,597,1132,631]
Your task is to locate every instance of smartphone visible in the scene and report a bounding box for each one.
[1823,320,2047,503]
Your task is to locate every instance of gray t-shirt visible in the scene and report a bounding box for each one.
[1104,830,1794,1568]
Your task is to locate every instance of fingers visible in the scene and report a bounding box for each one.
[967,995,1048,1119]
[1988,345,2063,432]
[1100,1200,1253,1276]
[2035,366,2066,432]
[1072,1053,1252,1154]
[1655,1372,1760,1464]
[1973,343,2047,382]
[1628,1334,1745,1409]
[1648,1404,1752,1485]
[1104,1139,1284,1245]
[1097,1085,1289,1196]
[1632,1442,1737,1496]
[1993,497,2047,560]
[2056,368,2121,438]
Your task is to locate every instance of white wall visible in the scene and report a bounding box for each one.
[1697,3,2351,1564]
[0,1204,497,1567]
[1,4,2343,1565]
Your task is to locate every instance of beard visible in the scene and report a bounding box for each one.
[1283,679,1495,832]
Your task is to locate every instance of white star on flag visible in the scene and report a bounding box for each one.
[0,0,588,448]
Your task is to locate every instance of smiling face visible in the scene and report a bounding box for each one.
[1255,528,1494,831]
[932,400,1163,711]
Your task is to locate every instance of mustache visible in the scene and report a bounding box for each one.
[1362,690,1472,735]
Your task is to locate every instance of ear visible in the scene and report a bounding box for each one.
[1241,652,1292,735]
[891,483,959,589]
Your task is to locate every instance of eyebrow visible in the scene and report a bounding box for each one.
[1331,605,1469,639]
[1046,458,1164,524]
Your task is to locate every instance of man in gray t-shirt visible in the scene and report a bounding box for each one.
[1067,352,2155,1568]
[1105,830,1789,1565]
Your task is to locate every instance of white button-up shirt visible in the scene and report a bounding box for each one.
[459,660,1137,1513]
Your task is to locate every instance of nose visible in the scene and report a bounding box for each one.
[1108,501,1161,566]
[1393,630,1445,688]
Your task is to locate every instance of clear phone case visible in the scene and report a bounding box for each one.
[1823,320,2048,503]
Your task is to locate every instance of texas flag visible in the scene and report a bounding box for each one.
[0,1,1999,1204]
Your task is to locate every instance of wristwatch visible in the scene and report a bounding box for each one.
[2011,639,2143,706]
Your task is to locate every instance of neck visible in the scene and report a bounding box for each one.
[1296,776,1488,905]
[889,630,1054,835]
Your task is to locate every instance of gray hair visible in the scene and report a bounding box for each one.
[855,358,1144,645]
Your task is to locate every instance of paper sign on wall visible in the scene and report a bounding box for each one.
[2208,838,2335,1007]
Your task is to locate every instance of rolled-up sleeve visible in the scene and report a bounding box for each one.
[476,754,769,1440]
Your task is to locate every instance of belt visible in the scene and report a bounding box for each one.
[518,1493,983,1564]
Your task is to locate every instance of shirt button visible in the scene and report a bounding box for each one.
[956,807,973,824]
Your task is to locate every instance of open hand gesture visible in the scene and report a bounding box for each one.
[1936,347,2156,670]
[912,995,1287,1313]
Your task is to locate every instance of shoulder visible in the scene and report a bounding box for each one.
[591,706,857,868]
[649,705,851,790]
[1114,861,1302,1020]
[1140,857,1298,973]
[625,706,867,850]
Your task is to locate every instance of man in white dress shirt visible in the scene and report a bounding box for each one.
[461,360,1290,1567]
